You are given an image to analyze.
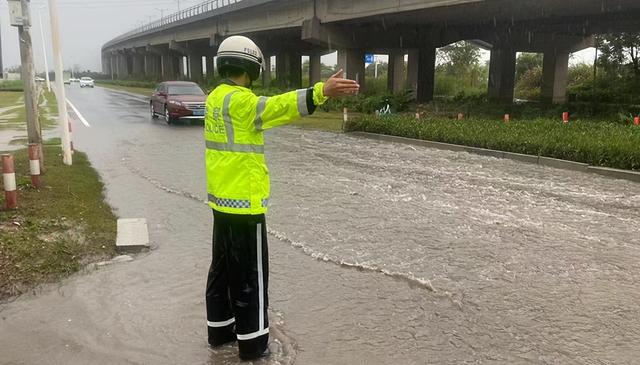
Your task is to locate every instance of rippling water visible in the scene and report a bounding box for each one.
[2,87,640,364]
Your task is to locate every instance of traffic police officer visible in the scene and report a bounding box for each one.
[204,35,359,360]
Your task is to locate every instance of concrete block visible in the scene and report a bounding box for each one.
[538,156,589,172]
[587,166,640,183]
[116,218,150,253]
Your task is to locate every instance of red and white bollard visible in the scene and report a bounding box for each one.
[457,113,464,120]
[504,114,510,123]
[2,154,17,210]
[343,108,349,123]
[68,121,74,153]
[562,112,570,123]
[415,112,420,120]
[634,116,639,126]
[28,144,42,189]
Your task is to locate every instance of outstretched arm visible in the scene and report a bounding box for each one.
[235,70,360,132]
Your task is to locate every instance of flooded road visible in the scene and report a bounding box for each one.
[1,86,639,364]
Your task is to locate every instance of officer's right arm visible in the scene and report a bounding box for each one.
[233,83,328,132]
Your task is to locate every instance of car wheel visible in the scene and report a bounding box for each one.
[164,106,173,125]
[150,103,158,119]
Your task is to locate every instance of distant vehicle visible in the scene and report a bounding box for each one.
[79,77,95,88]
[150,81,206,124]
[70,78,80,83]
[63,71,72,84]
[35,76,45,82]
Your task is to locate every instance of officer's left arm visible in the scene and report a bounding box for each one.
[235,82,329,132]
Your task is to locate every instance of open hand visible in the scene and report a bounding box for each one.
[323,69,360,98]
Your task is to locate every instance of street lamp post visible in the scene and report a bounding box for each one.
[47,0,72,165]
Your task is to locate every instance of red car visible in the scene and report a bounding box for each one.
[150,81,207,124]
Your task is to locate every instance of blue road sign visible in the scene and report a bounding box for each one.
[365,54,374,64]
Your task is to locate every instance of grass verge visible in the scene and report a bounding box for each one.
[0,144,117,300]
[292,112,346,132]
[347,115,640,171]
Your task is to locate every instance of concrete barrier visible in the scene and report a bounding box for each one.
[350,132,639,183]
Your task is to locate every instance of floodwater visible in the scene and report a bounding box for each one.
[1,86,639,364]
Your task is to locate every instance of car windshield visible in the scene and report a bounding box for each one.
[81,78,92,81]
[168,85,204,95]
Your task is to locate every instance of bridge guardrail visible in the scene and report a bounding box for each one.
[104,0,244,48]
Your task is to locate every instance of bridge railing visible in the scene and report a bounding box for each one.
[105,0,244,47]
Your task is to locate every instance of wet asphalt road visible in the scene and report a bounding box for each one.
[1,85,639,365]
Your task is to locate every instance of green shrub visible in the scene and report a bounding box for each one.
[0,80,24,92]
[347,115,640,170]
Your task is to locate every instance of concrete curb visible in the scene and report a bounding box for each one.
[349,132,639,184]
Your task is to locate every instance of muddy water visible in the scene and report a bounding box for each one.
[1,86,639,364]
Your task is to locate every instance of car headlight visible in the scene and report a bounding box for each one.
[168,100,183,106]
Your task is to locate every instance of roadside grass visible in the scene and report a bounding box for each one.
[292,112,345,132]
[0,90,58,133]
[0,144,117,300]
[0,92,25,131]
[96,82,154,97]
[0,80,24,92]
[347,115,640,171]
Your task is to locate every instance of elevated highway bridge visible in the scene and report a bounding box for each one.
[102,0,640,103]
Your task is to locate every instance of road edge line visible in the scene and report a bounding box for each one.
[65,99,91,128]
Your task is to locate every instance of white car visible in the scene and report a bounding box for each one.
[79,77,95,88]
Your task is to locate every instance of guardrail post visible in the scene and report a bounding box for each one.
[562,112,570,123]
[2,154,18,210]
[634,116,639,126]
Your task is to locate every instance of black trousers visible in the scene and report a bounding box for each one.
[206,209,269,359]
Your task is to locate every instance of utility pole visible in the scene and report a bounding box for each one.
[0,17,4,79]
[48,0,72,165]
[9,0,42,156]
[38,8,51,92]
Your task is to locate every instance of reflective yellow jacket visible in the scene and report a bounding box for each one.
[204,81,328,215]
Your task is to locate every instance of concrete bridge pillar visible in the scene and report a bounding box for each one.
[416,47,436,102]
[406,49,419,96]
[275,52,302,89]
[288,52,302,89]
[144,53,159,80]
[309,54,322,86]
[188,54,203,82]
[110,55,117,79]
[132,54,145,78]
[406,47,436,102]
[542,50,570,104]
[161,53,172,79]
[262,55,271,87]
[338,49,365,92]
[206,56,216,81]
[118,53,129,78]
[179,56,188,79]
[387,50,405,94]
[488,48,517,103]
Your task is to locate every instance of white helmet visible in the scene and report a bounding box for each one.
[216,35,264,81]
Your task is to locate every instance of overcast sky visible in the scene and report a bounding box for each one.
[0,0,596,73]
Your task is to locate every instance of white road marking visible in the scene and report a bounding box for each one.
[65,99,91,127]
